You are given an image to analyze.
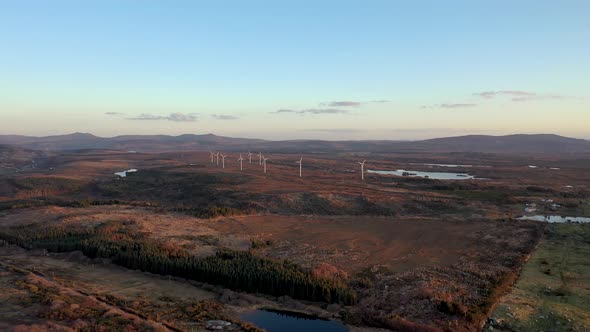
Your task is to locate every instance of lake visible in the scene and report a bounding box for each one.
[423,163,473,168]
[114,168,138,177]
[518,215,590,223]
[239,309,348,332]
[367,169,479,180]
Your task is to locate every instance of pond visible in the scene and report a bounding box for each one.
[367,169,481,180]
[518,215,590,223]
[423,163,473,168]
[114,169,138,177]
[239,309,348,332]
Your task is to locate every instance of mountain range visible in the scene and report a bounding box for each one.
[1,133,589,155]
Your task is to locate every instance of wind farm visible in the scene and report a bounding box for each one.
[1,1,589,331]
[220,153,226,168]
[358,160,366,181]
[1,133,590,332]
[238,154,244,171]
[262,155,269,174]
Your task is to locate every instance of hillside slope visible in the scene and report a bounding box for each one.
[1,133,589,154]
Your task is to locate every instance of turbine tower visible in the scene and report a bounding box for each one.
[216,152,220,166]
[209,151,215,164]
[238,154,244,170]
[248,151,252,164]
[258,152,263,165]
[220,154,226,168]
[296,157,303,178]
[263,156,269,173]
[358,160,366,180]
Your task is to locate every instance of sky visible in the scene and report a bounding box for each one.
[1,1,589,140]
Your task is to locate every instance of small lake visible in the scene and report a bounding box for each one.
[518,215,590,223]
[367,169,479,180]
[423,163,473,168]
[114,169,138,177]
[239,309,348,332]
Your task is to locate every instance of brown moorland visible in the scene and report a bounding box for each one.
[0,147,588,331]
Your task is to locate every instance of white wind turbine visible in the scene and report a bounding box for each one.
[238,154,244,170]
[296,157,303,178]
[209,151,215,164]
[258,152,263,165]
[216,152,220,166]
[358,160,366,180]
[248,151,252,164]
[220,154,227,168]
[262,156,269,173]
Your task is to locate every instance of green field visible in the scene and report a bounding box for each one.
[489,222,590,331]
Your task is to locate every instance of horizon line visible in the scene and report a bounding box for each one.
[1,131,589,142]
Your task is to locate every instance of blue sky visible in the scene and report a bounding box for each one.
[1,1,588,139]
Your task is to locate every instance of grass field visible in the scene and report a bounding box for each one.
[489,223,590,331]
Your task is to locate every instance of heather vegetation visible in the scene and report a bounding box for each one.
[15,275,158,331]
[2,169,403,218]
[93,170,262,217]
[0,221,357,305]
[1,148,588,331]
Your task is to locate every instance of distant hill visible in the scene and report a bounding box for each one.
[0,133,264,152]
[409,134,590,154]
[0,133,589,155]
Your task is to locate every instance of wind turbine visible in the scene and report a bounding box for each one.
[296,157,303,178]
[258,152,262,165]
[248,151,252,164]
[238,154,244,170]
[263,156,269,173]
[216,152,220,166]
[358,160,366,180]
[209,151,215,164]
[220,154,227,168]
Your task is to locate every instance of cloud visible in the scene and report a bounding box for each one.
[511,94,567,102]
[127,112,197,122]
[320,100,390,107]
[306,108,349,114]
[439,103,478,108]
[211,114,239,120]
[271,108,350,115]
[474,90,568,102]
[167,112,198,121]
[325,101,363,107]
[474,90,535,99]
[127,113,165,120]
[104,112,125,116]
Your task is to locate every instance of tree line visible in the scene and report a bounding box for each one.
[0,221,356,305]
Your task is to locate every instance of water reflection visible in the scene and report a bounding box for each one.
[367,169,480,180]
[518,215,590,223]
[240,309,348,332]
[114,169,138,177]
